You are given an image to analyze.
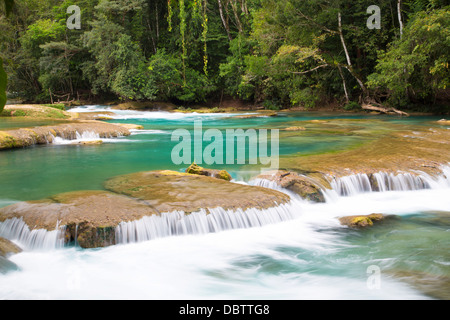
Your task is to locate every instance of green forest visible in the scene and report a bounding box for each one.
[0,0,449,112]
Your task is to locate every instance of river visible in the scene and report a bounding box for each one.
[0,106,448,300]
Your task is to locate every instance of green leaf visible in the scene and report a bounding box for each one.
[0,57,7,113]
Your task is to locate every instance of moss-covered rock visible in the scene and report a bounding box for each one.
[338,214,394,228]
[186,163,232,182]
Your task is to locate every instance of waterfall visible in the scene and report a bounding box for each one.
[330,174,372,196]
[115,201,301,245]
[0,202,302,249]
[329,165,450,196]
[51,131,102,145]
[50,131,126,145]
[0,217,66,251]
[249,177,338,203]
[1,165,448,250]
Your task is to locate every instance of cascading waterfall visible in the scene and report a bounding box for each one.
[1,165,448,250]
[115,201,301,245]
[0,217,66,250]
[51,131,104,145]
[329,165,450,196]
[48,130,128,145]
[249,177,338,203]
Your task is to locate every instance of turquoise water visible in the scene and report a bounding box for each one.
[0,106,448,300]
[0,107,443,202]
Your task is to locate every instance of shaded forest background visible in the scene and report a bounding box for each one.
[0,0,449,112]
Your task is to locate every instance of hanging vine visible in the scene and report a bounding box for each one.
[167,0,209,84]
[167,0,174,32]
[201,0,208,76]
[179,0,187,86]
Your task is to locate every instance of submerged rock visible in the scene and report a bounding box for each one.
[73,140,103,145]
[0,237,22,257]
[387,269,450,300]
[283,127,306,132]
[437,119,450,125]
[105,170,290,214]
[186,163,232,181]
[0,237,22,275]
[232,111,278,119]
[111,123,144,130]
[253,170,326,203]
[338,214,395,228]
[0,256,20,274]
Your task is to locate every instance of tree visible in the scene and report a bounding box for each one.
[367,7,450,108]
[0,0,14,112]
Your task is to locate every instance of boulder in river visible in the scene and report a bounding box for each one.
[186,163,232,181]
[338,214,395,228]
[252,170,326,203]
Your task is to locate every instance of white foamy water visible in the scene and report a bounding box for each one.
[0,218,65,251]
[328,165,450,197]
[0,202,432,300]
[115,202,300,245]
[68,105,250,121]
[50,131,133,145]
[1,165,449,299]
[1,181,449,299]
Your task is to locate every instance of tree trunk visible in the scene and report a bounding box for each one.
[362,103,409,116]
[338,12,352,67]
[217,0,232,41]
[338,12,368,98]
[397,0,403,39]
[229,0,243,33]
[338,65,350,103]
